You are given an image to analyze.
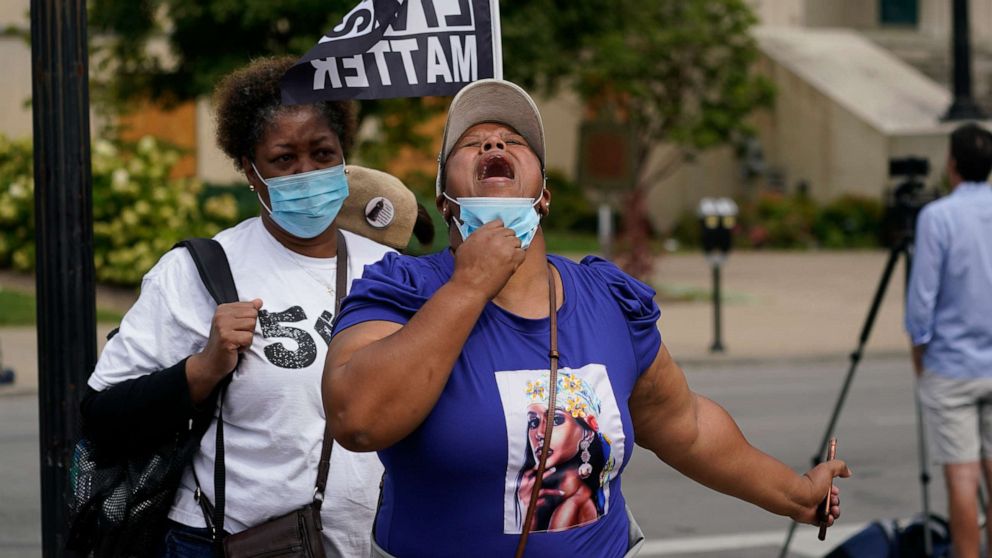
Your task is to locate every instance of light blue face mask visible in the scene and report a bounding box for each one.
[443,192,543,249]
[252,161,349,239]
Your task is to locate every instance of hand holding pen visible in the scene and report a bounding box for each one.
[818,438,839,540]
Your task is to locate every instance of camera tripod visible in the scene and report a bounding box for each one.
[777,235,937,557]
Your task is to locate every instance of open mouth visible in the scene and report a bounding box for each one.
[476,154,515,182]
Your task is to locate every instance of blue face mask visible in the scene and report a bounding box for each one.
[444,192,543,249]
[252,162,349,239]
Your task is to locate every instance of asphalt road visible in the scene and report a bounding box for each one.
[627,354,942,557]
[0,354,941,557]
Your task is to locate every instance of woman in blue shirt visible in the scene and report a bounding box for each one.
[323,79,851,558]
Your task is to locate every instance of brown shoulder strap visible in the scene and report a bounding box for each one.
[515,263,560,558]
[314,229,348,507]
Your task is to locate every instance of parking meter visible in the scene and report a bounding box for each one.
[697,198,738,352]
[698,197,738,265]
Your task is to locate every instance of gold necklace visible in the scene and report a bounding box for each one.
[284,251,336,296]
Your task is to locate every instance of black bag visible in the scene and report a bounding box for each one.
[825,514,951,558]
[67,238,239,557]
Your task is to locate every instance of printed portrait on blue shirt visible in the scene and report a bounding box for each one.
[495,365,624,534]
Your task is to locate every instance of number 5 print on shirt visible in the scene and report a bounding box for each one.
[257,306,338,369]
[258,306,317,369]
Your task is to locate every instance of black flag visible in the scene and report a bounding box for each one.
[281,0,502,103]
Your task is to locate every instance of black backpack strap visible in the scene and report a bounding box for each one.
[173,238,238,542]
[174,238,239,305]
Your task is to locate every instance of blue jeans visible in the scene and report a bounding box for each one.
[158,521,218,558]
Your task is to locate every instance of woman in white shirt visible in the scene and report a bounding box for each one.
[82,56,392,558]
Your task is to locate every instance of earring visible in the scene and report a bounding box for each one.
[249,183,255,192]
[578,438,592,479]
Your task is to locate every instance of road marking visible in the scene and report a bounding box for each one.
[638,523,868,557]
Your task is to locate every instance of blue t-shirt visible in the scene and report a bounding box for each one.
[334,250,662,558]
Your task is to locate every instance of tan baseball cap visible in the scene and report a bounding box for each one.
[436,79,546,196]
[337,165,418,250]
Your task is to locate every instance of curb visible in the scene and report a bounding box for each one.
[0,351,911,398]
[0,384,38,397]
[675,349,909,369]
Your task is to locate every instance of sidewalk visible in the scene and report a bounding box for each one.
[0,250,912,394]
[0,270,128,395]
[652,250,908,367]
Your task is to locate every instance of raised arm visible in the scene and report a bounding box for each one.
[630,344,851,525]
[324,221,524,452]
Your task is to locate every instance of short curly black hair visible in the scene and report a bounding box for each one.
[214,56,358,170]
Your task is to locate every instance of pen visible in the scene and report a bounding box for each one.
[818,438,837,541]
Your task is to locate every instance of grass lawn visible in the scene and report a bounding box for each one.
[543,231,600,254]
[0,288,123,326]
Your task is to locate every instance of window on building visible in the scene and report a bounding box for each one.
[880,0,919,26]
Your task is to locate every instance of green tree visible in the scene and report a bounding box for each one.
[504,1,772,158]
[90,0,772,276]
[503,0,774,277]
[89,0,351,106]
[89,0,442,197]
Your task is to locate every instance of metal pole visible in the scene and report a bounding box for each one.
[30,0,96,555]
[903,244,934,557]
[598,203,612,259]
[779,243,904,558]
[944,0,987,120]
[710,263,725,353]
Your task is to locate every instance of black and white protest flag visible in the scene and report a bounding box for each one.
[281,0,502,103]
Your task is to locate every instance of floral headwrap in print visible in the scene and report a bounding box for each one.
[524,371,617,489]
[525,372,602,421]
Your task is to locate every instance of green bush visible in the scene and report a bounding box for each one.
[814,194,883,248]
[737,191,818,249]
[669,191,884,250]
[669,208,702,249]
[542,169,598,235]
[0,136,34,270]
[0,134,243,286]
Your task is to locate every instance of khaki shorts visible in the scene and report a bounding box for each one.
[918,370,992,464]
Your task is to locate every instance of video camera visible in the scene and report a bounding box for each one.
[881,156,940,248]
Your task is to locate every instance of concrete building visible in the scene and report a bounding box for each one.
[750,0,992,102]
[635,0,992,230]
[0,2,33,142]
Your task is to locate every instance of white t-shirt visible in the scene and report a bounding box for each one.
[89,218,391,558]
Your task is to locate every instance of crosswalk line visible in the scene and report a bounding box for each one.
[638,523,868,557]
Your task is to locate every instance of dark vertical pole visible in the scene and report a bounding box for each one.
[944,0,987,120]
[903,242,934,557]
[779,243,904,558]
[709,263,725,353]
[30,0,95,556]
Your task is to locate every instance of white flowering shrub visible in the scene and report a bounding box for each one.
[0,134,243,286]
[0,136,36,272]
